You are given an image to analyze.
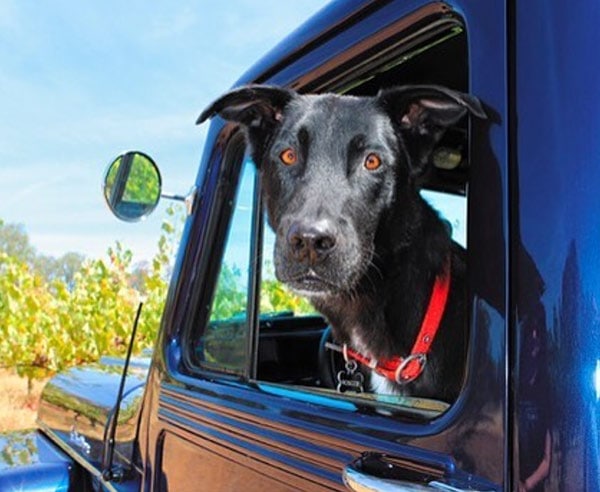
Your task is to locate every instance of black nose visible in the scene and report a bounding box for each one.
[286,220,337,265]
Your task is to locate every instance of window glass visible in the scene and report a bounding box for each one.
[195,159,256,374]
[421,190,467,248]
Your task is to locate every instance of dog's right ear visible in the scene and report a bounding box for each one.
[197,85,294,128]
[197,85,295,165]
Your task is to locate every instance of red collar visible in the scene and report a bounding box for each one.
[330,257,451,385]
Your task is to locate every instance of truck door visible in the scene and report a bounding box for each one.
[144,1,508,490]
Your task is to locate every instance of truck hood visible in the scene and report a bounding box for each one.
[37,355,150,478]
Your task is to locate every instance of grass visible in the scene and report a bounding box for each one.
[0,370,47,433]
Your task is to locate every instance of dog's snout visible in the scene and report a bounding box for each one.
[287,220,337,265]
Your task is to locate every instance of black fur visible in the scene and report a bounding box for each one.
[199,85,485,401]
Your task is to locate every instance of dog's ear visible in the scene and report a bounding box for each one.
[197,85,294,126]
[377,85,486,173]
[197,85,295,165]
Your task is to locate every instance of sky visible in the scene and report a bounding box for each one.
[0,0,326,262]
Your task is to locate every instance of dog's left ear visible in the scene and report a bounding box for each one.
[377,85,486,173]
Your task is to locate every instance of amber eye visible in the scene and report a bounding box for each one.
[279,148,297,166]
[364,153,381,171]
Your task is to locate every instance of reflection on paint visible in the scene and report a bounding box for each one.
[595,359,600,400]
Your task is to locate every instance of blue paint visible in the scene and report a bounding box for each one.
[0,431,72,491]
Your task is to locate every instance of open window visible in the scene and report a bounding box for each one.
[188,12,470,419]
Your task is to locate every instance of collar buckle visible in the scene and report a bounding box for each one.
[394,353,427,384]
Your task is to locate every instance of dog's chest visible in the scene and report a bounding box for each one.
[369,373,400,395]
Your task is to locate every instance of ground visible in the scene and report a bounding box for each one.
[0,370,47,433]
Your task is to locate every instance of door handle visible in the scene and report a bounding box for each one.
[342,452,496,492]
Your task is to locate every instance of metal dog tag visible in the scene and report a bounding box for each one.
[336,360,364,393]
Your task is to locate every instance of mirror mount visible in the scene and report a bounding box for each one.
[160,186,197,216]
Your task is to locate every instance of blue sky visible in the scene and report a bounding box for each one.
[0,0,325,262]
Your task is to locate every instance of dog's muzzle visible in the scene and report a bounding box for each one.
[275,215,369,297]
[286,219,337,266]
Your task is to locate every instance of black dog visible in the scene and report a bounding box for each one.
[199,85,485,401]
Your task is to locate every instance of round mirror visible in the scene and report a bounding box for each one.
[103,151,162,222]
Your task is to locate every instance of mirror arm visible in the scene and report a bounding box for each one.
[160,192,186,201]
[161,186,197,216]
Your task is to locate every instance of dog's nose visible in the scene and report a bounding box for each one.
[287,220,337,264]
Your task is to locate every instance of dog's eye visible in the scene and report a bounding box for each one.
[364,153,382,171]
[279,148,297,166]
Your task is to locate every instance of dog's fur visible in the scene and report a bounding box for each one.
[199,85,485,401]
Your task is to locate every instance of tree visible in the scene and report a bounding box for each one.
[0,220,84,286]
[34,252,85,288]
[0,220,36,266]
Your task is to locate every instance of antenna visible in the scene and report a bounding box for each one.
[101,301,143,482]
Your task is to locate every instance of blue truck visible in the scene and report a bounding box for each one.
[2,0,599,490]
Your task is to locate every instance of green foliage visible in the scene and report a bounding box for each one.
[0,206,314,388]
[0,207,180,387]
[209,260,314,321]
[260,263,314,315]
[209,263,247,320]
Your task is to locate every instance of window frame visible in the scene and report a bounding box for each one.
[181,133,261,380]
[182,8,473,414]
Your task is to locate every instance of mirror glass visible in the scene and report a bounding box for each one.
[103,151,162,221]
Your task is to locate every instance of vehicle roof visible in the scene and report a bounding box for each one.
[235,0,375,86]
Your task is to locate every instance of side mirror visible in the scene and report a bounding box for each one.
[103,151,162,222]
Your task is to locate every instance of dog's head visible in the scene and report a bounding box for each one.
[199,85,485,299]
